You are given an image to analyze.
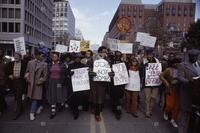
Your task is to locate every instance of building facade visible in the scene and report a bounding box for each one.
[107,0,196,46]
[52,0,75,47]
[0,0,54,55]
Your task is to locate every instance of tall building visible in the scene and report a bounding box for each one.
[107,0,196,45]
[52,0,75,47]
[0,0,54,55]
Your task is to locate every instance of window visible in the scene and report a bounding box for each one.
[15,23,20,32]
[2,8,7,18]
[0,22,1,32]
[2,0,7,4]
[9,22,14,32]
[9,0,14,4]
[139,9,143,17]
[190,6,193,17]
[0,8,2,18]
[9,8,14,18]
[178,6,181,16]
[166,7,170,16]
[184,6,188,16]
[171,7,176,16]
[2,22,7,32]
[15,8,20,18]
[16,0,20,4]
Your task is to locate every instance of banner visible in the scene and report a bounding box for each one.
[112,63,129,86]
[93,59,111,82]
[71,67,90,92]
[145,63,162,87]
[117,43,133,54]
[13,37,26,56]
[80,40,90,51]
[55,44,68,53]
[69,40,80,53]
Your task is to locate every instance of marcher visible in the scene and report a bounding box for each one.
[141,49,160,118]
[177,49,200,133]
[109,51,125,120]
[25,50,48,121]
[46,52,67,119]
[7,52,27,120]
[160,55,181,127]
[125,56,141,118]
[0,49,7,116]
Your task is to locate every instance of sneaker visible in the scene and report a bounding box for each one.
[30,113,35,121]
[170,119,178,128]
[36,106,43,115]
[163,112,168,121]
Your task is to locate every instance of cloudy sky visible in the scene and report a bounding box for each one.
[70,0,200,45]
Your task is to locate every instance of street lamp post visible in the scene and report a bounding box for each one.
[26,31,30,54]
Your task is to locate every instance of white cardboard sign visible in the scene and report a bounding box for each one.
[112,63,129,86]
[71,67,90,92]
[55,44,68,53]
[69,40,80,53]
[117,43,133,54]
[13,37,26,56]
[145,63,162,87]
[93,59,111,82]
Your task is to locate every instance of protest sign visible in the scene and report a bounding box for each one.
[145,63,162,87]
[69,40,80,52]
[117,43,133,54]
[107,38,120,51]
[136,32,150,42]
[55,44,68,53]
[93,59,111,82]
[140,35,157,48]
[71,67,90,92]
[80,40,90,51]
[13,37,26,56]
[112,63,129,86]
[90,44,100,51]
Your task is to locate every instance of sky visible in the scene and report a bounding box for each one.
[70,0,200,45]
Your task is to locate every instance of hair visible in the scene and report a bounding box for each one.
[14,52,22,58]
[98,46,107,53]
[86,50,93,56]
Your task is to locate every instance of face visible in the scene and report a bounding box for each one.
[189,55,198,63]
[52,54,59,62]
[75,57,81,63]
[14,54,21,62]
[100,48,108,58]
[147,54,153,60]
[86,51,92,58]
[36,54,44,61]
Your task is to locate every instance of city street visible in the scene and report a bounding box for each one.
[0,95,177,133]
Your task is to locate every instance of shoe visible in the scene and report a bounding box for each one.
[145,113,151,118]
[30,113,35,121]
[170,119,178,128]
[50,114,56,119]
[13,113,22,120]
[132,113,138,118]
[163,112,168,121]
[95,115,101,122]
[36,106,43,114]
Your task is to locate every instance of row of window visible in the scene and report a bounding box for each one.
[53,7,68,13]
[0,0,20,4]
[0,8,21,19]
[121,7,143,17]
[54,12,67,17]
[0,22,20,32]
[24,24,51,42]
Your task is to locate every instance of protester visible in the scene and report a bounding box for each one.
[125,56,141,118]
[25,49,48,121]
[141,49,160,118]
[0,49,7,116]
[46,52,67,119]
[177,49,200,133]
[109,51,125,120]
[160,55,181,127]
[7,52,27,120]
[67,52,87,120]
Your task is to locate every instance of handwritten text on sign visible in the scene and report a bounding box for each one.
[93,59,111,82]
[112,63,129,86]
[145,63,162,87]
[13,37,26,56]
[71,67,90,92]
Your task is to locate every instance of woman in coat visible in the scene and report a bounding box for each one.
[46,52,67,119]
[25,50,48,121]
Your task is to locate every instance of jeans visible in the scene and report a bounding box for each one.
[30,100,38,113]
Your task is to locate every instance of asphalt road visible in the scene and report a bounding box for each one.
[0,95,177,133]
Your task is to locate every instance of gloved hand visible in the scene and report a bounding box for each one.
[108,72,115,77]
[89,71,97,77]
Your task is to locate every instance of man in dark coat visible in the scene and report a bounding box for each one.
[177,49,200,133]
[67,53,87,120]
[0,49,7,116]
[7,52,27,120]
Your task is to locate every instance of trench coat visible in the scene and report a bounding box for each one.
[25,59,48,100]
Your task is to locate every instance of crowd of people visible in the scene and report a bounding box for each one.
[0,46,200,133]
